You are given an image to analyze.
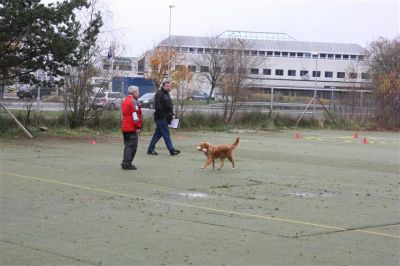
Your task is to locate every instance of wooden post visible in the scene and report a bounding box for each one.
[0,102,33,138]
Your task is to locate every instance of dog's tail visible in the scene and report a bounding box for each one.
[231,137,240,150]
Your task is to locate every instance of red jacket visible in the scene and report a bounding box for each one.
[121,95,142,132]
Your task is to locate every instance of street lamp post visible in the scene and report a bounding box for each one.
[312,53,318,114]
[168,4,175,79]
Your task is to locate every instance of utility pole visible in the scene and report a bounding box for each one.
[168,4,175,79]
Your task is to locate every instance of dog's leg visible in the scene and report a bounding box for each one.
[218,158,225,170]
[202,158,212,169]
[227,155,235,169]
[212,159,215,171]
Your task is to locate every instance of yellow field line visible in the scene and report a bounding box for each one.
[1,170,398,239]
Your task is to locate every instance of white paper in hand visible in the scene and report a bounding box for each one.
[168,118,180,129]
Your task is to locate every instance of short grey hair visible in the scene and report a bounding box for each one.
[127,85,139,95]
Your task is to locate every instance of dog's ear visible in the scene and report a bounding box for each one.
[198,142,205,150]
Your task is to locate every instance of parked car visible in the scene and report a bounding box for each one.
[92,91,123,110]
[138,92,156,109]
[17,84,56,99]
[187,90,214,101]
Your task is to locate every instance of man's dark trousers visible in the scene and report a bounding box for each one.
[122,132,138,166]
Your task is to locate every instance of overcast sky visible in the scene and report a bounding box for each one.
[99,0,398,56]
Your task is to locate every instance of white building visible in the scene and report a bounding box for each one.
[145,30,371,101]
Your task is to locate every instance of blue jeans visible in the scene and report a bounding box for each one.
[148,118,174,152]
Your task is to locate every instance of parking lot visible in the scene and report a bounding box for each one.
[0,130,399,265]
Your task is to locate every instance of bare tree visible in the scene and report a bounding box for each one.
[221,38,265,123]
[22,98,34,126]
[171,65,196,118]
[340,65,361,121]
[62,0,111,128]
[367,36,400,128]
[192,37,227,103]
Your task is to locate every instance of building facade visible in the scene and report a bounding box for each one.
[145,31,371,101]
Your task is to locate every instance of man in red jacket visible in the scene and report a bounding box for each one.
[121,86,142,170]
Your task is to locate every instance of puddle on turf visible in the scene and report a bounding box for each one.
[178,192,209,198]
[288,192,317,197]
[287,191,336,198]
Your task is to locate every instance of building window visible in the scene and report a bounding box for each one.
[274,51,281,57]
[200,66,209,73]
[189,47,196,53]
[358,55,365,61]
[119,65,132,71]
[197,48,204,53]
[304,53,311,58]
[312,71,321,77]
[349,72,358,79]
[288,70,296,76]
[244,50,250,55]
[327,54,334,59]
[361,72,370,79]
[225,67,233,73]
[337,72,345,78]
[250,68,259,75]
[343,54,349,59]
[251,50,258,56]
[239,68,247,74]
[263,69,271,75]
[213,67,222,73]
[300,70,308,76]
[221,49,229,55]
[259,51,266,56]
[267,51,273,56]
[335,54,342,59]
[350,55,357,60]
[289,52,296,57]
[297,52,304,57]
[282,52,288,57]
[188,65,196,72]
[204,48,211,53]
[175,65,185,71]
[325,71,333,78]
[180,47,188,52]
[320,54,326,58]
[275,69,284,76]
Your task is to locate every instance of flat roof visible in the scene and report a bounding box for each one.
[159,35,365,55]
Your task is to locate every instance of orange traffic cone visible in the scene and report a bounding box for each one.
[354,132,359,139]
[362,138,368,144]
[295,132,300,139]
[90,140,97,144]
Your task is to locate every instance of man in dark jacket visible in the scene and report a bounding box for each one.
[147,80,180,156]
[121,86,142,170]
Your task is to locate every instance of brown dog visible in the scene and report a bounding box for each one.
[197,137,240,170]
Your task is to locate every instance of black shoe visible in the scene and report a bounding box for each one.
[147,150,158,155]
[170,149,180,156]
[121,164,137,170]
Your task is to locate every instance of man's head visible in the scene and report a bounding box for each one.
[127,86,139,97]
[161,81,171,92]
